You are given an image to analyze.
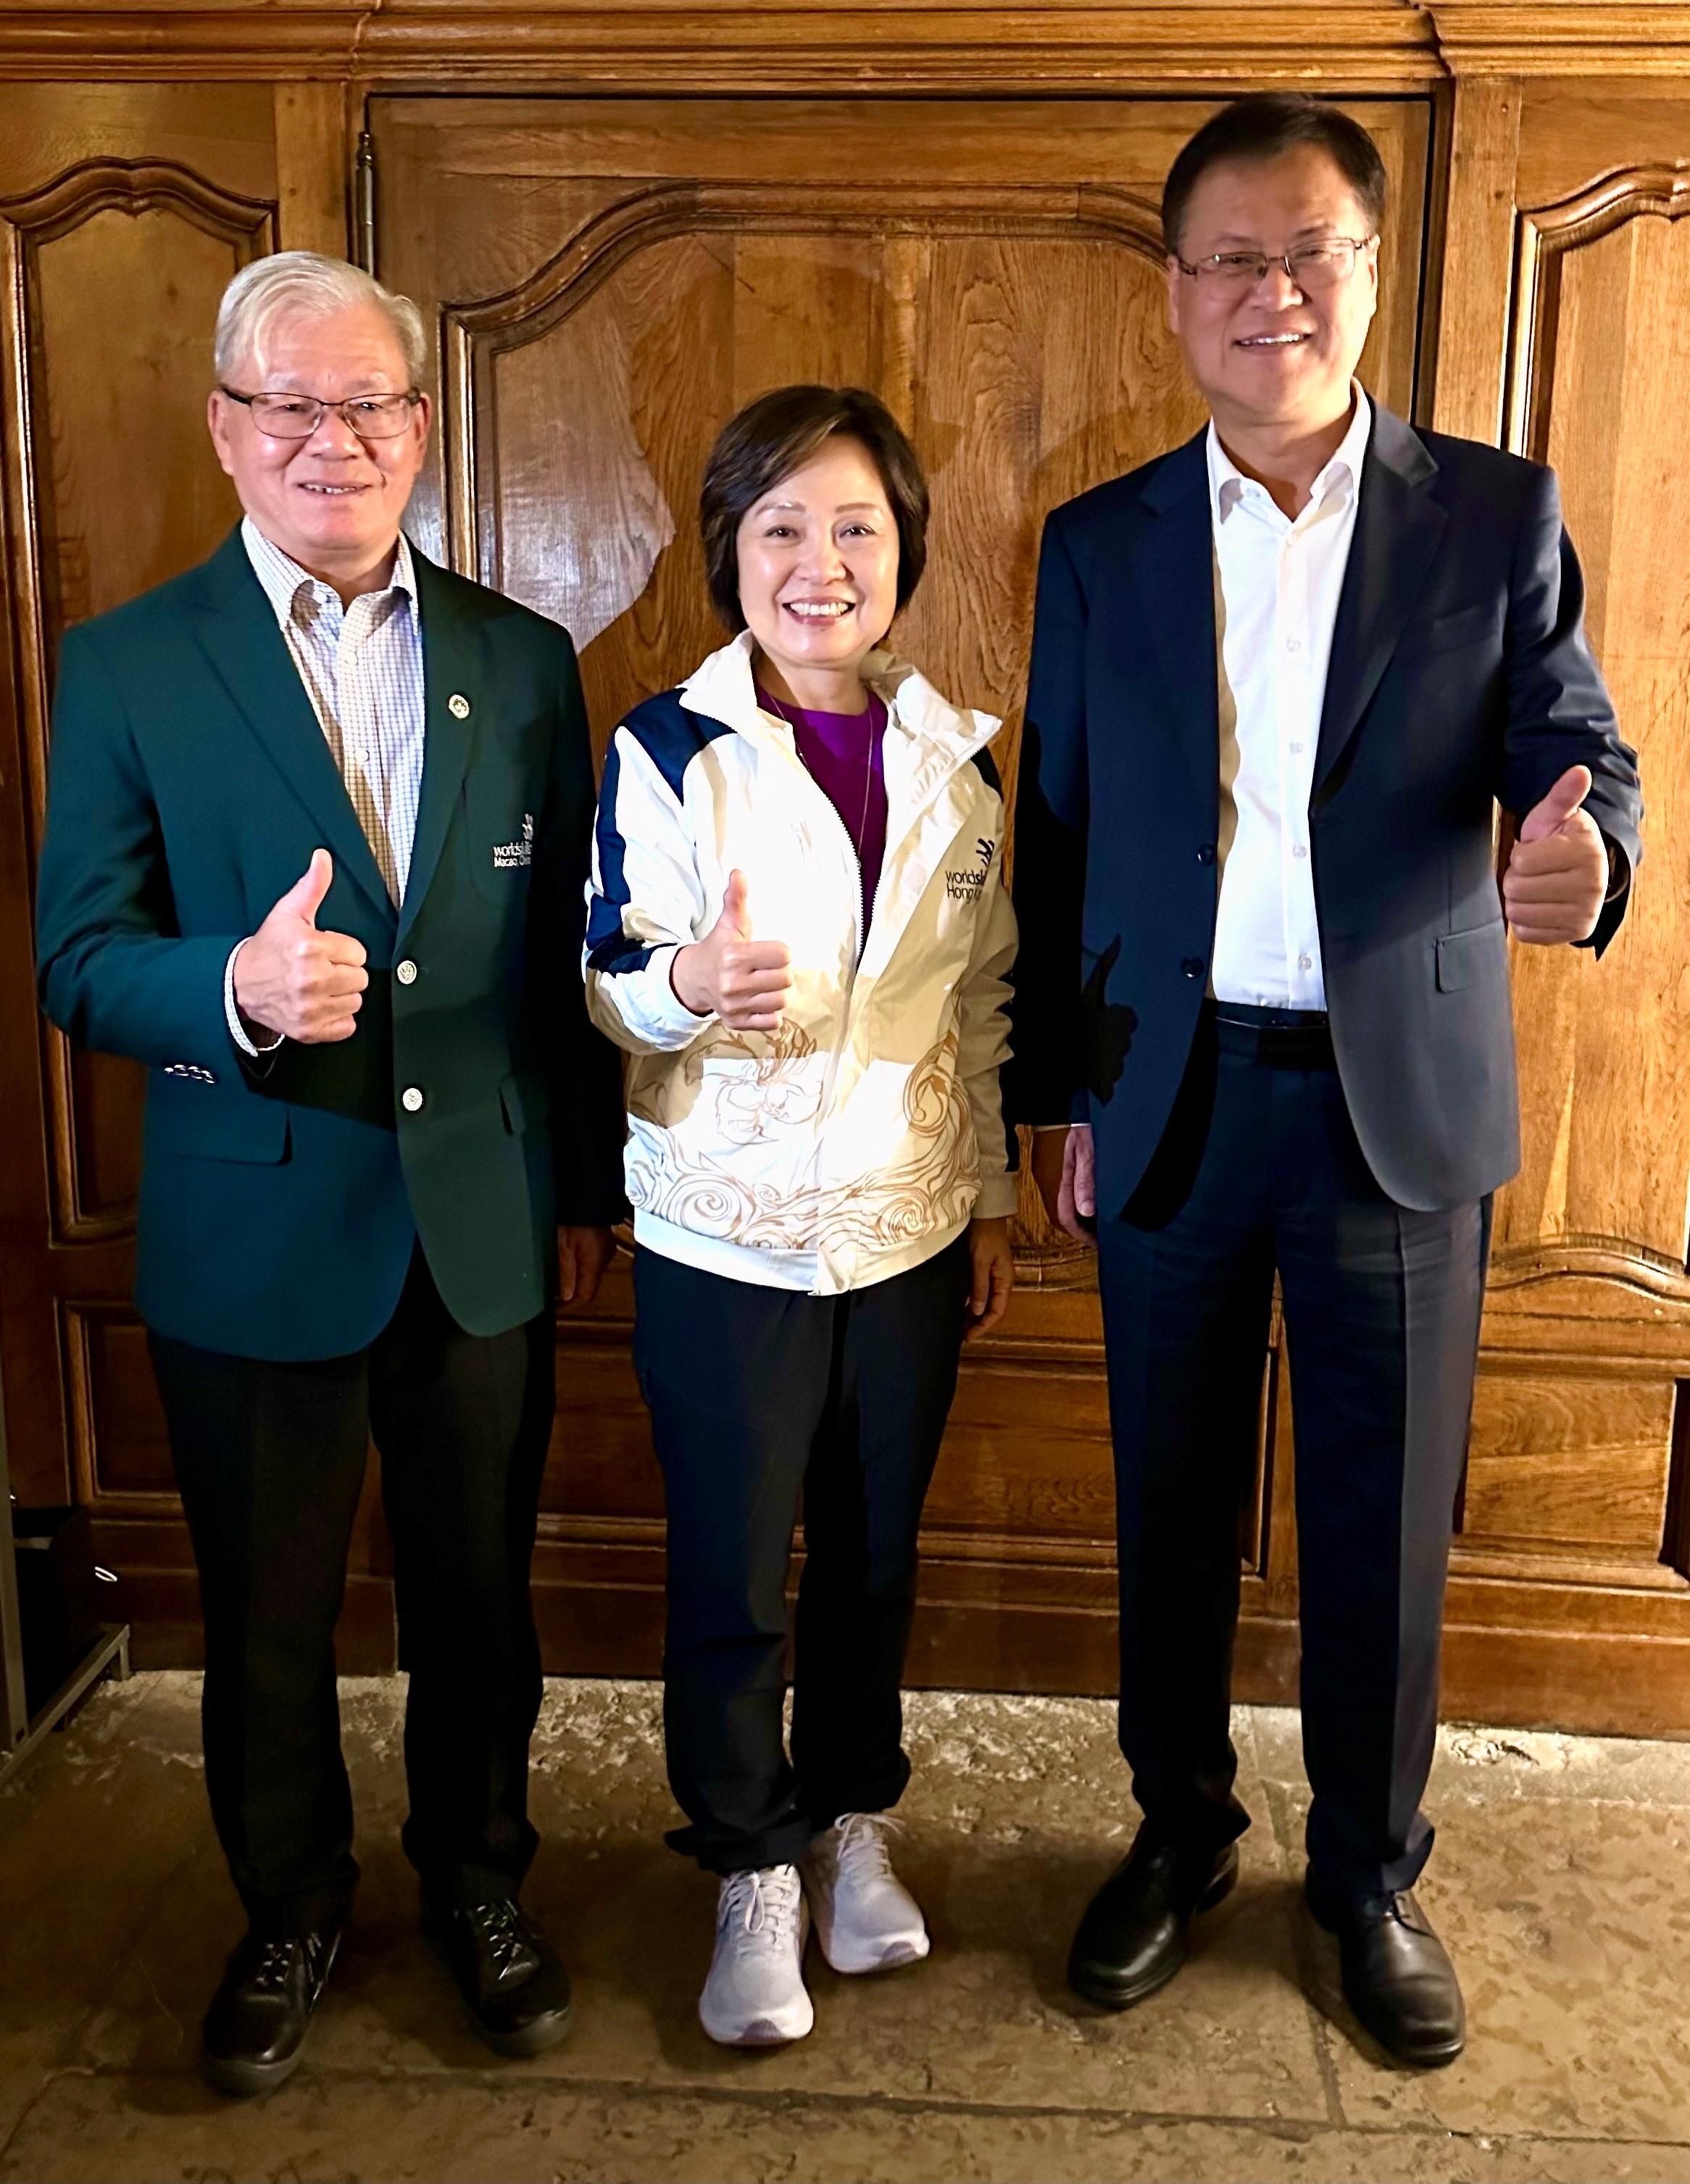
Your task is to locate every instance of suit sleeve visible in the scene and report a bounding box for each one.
[532,636,629,1226]
[36,623,242,1068]
[1499,464,1644,955]
[1003,512,1091,1126]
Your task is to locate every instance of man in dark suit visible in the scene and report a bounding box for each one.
[36,252,626,2094]
[1010,97,1642,2065]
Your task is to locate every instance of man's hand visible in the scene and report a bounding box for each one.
[559,1225,616,1308]
[965,1216,1015,1340]
[232,850,367,1044]
[1030,1124,1096,1244]
[1503,765,1610,946]
[670,870,793,1030]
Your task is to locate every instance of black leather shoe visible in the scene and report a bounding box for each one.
[1068,1826,1240,2009]
[1305,1873,1466,2067]
[424,1896,573,2057]
[201,1914,343,2097]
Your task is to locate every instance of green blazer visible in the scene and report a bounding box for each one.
[36,526,627,1361]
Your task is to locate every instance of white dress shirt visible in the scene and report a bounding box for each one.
[224,518,427,1055]
[1207,389,1372,1011]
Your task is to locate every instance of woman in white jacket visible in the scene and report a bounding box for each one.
[584,385,1017,2048]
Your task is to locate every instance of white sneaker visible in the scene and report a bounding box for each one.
[800,1812,931,1975]
[698,1864,814,2046]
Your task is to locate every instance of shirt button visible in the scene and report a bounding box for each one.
[1299,954,1313,971]
[1289,741,1305,755]
[1286,637,1302,652]
[396,959,417,986]
[1293,844,1309,860]
[1181,957,1204,979]
[401,1087,424,1113]
[1196,844,1216,866]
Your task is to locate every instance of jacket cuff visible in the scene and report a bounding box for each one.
[640,943,718,1047]
[974,1172,1020,1220]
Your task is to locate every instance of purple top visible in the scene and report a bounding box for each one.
[758,685,890,939]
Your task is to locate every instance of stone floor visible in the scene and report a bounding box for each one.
[1,1675,1689,2184]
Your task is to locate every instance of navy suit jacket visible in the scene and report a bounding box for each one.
[1007,404,1644,1216]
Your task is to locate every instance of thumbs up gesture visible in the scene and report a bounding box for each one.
[670,868,794,1030]
[1502,765,1610,947]
[230,849,369,1045]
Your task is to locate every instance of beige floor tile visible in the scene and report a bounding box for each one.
[1263,1782,1690,2145]
[299,1682,1326,2125]
[70,1677,1326,2123]
[14,1673,1690,2183]
[5,2071,1690,2184]
[1251,1708,1690,1814]
[0,1673,210,2141]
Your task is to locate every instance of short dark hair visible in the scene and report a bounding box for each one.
[1162,94,1388,257]
[699,384,930,633]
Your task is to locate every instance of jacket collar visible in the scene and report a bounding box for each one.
[1125,403,1446,807]
[186,526,487,939]
[1314,402,1444,797]
[678,628,1001,768]
[399,547,485,947]
[188,528,396,924]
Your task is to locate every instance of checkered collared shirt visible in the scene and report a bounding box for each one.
[223,518,428,1055]
[241,515,426,900]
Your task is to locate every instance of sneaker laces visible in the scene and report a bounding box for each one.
[720,1866,804,1953]
[832,1811,902,1888]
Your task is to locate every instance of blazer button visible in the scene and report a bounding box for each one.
[401,1086,424,1113]
[396,959,417,986]
[1181,958,1204,979]
[1196,844,1216,866]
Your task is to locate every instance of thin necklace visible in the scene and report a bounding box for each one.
[761,684,878,864]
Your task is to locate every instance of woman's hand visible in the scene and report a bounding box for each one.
[965,1216,1014,1340]
[671,868,794,1030]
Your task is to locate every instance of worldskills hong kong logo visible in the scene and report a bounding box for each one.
[946,837,996,903]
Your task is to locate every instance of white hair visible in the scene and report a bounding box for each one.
[214,252,427,387]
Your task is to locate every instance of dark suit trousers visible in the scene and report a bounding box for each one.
[148,1248,556,1928]
[1095,1012,1486,1901]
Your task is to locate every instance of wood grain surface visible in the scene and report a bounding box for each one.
[0,17,1686,1733]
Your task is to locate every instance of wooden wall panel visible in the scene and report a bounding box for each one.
[0,89,281,1525]
[372,89,1425,1707]
[1,161,270,1345]
[0,86,386,1670]
[0,8,1686,1735]
[1439,96,1690,1717]
[1460,1366,1676,1573]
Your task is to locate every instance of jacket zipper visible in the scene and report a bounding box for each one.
[765,715,994,1229]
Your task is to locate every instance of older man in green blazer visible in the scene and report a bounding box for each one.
[36,252,625,2095]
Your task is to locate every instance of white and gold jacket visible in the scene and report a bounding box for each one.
[583,632,1018,1295]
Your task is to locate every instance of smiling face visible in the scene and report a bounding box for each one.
[734,435,900,700]
[1166,143,1379,442]
[207,299,430,589]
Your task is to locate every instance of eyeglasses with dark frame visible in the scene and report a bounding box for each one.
[1175,236,1378,294]
[218,387,424,441]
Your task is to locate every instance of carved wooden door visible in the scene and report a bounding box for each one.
[371,94,1431,1690]
[0,126,272,1660]
[0,95,387,1670]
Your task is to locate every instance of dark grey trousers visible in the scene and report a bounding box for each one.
[1096,1010,1486,1901]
